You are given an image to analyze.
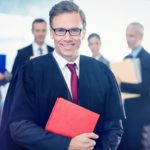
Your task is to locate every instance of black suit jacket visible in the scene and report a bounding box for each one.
[0,53,125,150]
[11,44,53,75]
[121,48,150,125]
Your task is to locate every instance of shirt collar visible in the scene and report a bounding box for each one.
[53,50,80,70]
[93,54,102,60]
[131,47,142,58]
[32,42,47,51]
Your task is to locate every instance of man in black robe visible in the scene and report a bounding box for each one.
[0,1,125,150]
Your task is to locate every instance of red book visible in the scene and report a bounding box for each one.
[45,97,100,138]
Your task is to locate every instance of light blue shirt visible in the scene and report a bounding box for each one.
[131,47,142,58]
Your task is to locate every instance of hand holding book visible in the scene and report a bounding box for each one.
[68,132,99,150]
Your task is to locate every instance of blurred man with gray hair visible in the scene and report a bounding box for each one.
[118,22,150,150]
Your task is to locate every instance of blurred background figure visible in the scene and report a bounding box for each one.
[0,54,11,124]
[0,71,11,124]
[0,18,53,125]
[0,18,54,128]
[118,22,150,150]
[11,18,53,75]
[88,33,109,66]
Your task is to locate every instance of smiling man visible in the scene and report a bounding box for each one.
[1,1,125,150]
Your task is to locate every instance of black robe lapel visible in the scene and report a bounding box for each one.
[49,54,72,101]
[78,55,92,108]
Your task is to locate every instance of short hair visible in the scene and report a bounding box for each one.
[127,22,144,36]
[88,33,101,42]
[49,1,86,29]
[32,18,47,30]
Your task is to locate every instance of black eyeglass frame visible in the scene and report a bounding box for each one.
[51,27,83,36]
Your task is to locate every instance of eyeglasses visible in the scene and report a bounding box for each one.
[51,27,83,36]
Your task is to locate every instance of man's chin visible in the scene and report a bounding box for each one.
[61,53,73,58]
[60,50,73,56]
[60,51,78,60]
[37,40,44,45]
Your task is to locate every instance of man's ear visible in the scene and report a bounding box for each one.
[140,34,143,41]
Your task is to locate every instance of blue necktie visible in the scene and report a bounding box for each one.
[38,47,43,55]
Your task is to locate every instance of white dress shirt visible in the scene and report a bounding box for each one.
[93,54,101,60]
[53,50,80,96]
[31,42,48,58]
[130,47,142,58]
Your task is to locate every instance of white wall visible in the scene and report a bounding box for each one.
[75,0,150,61]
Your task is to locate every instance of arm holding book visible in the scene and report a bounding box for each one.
[10,120,123,150]
[10,120,71,150]
[120,81,150,96]
[120,63,150,96]
[94,120,123,150]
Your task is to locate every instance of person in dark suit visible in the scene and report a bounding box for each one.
[12,18,53,75]
[0,1,125,150]
[118,22,150,150]
[88,33,109,67]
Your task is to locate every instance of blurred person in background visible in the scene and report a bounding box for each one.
[118,22,150,150]
[0,71,11,125]
[88,33,109,67]
[0,18,53,145]
[11,18,53,75]
[0,18,53,129]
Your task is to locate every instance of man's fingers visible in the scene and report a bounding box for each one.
[84,132,99,139]
[90,146,94,150]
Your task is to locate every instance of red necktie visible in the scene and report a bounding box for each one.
[67,63,78,104]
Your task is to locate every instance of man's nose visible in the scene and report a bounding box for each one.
[64,31,72,40]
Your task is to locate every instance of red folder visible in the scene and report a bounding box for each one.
[45,97,100,138]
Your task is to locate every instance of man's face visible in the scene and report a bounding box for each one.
[50,12,86,61]
[126,25,143,50]
[32,22,47,45]
[88,37,101,56]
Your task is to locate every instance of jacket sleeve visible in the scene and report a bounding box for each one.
[9,120,71,150]
[120,81,150,96]
[95,120,123,150]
